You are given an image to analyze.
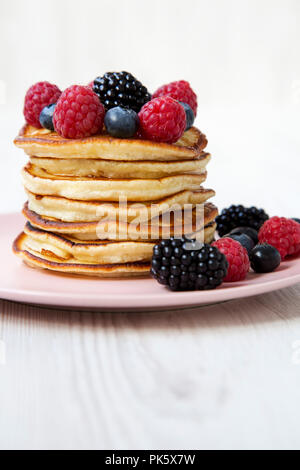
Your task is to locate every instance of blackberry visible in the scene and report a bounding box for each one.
[93,71,151,112]
[151,238,228,291]
[216,205,269,237]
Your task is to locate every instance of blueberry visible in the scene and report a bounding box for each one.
[39,103,56,131]
[229,226,259,244]
[226,233,254,255]
[179,102,195,130]
[250,244,281,273]
[292,218,300,224]
[104,106,139,138]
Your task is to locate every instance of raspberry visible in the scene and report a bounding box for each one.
[53,85,105,139]
[24,81,62,128]
[212,238,250,282]
[153,80,198,116]
[138,96,186,144]
[258,217,300,260]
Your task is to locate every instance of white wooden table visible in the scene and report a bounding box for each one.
[0,284,299,450]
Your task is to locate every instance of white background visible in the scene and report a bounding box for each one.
[0,0,300,216]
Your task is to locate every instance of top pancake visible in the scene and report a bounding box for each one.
[14,125,207,161]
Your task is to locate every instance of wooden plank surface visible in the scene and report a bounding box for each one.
[0,284,300,450]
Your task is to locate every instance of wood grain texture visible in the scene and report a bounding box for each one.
[0,284,300,450]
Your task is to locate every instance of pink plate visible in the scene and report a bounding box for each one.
[1,213,300,310]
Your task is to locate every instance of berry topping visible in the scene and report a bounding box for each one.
[104,106,139,138]
[228,226,259,244]
[250,244,281,273]
[39,103,56,131]
[179,102,195,130]
[53,85,105,139]
[151,238,228,291]
[216,205,269,237]
[226,233,254,256]
[93,71,151,113]
[212,238,250,282]
[138,96,186,144]
[292,218,300,224]
[258,217,300,260]
[153,80,198,116]
[23,81,62,128]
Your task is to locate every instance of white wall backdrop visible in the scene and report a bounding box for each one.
[0,0,299,215]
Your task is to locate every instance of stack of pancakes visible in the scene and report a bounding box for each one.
[13,125,217,277]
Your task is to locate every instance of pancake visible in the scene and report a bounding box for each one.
[22,222,215,264]
[26,188,215,223]
[30,152,211,178]
[13,223,216,277]
[14,125,207,161]
[23,202,218,240]
[22,164,207,202]
[13,232,150,277]
[23,222,154,264]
